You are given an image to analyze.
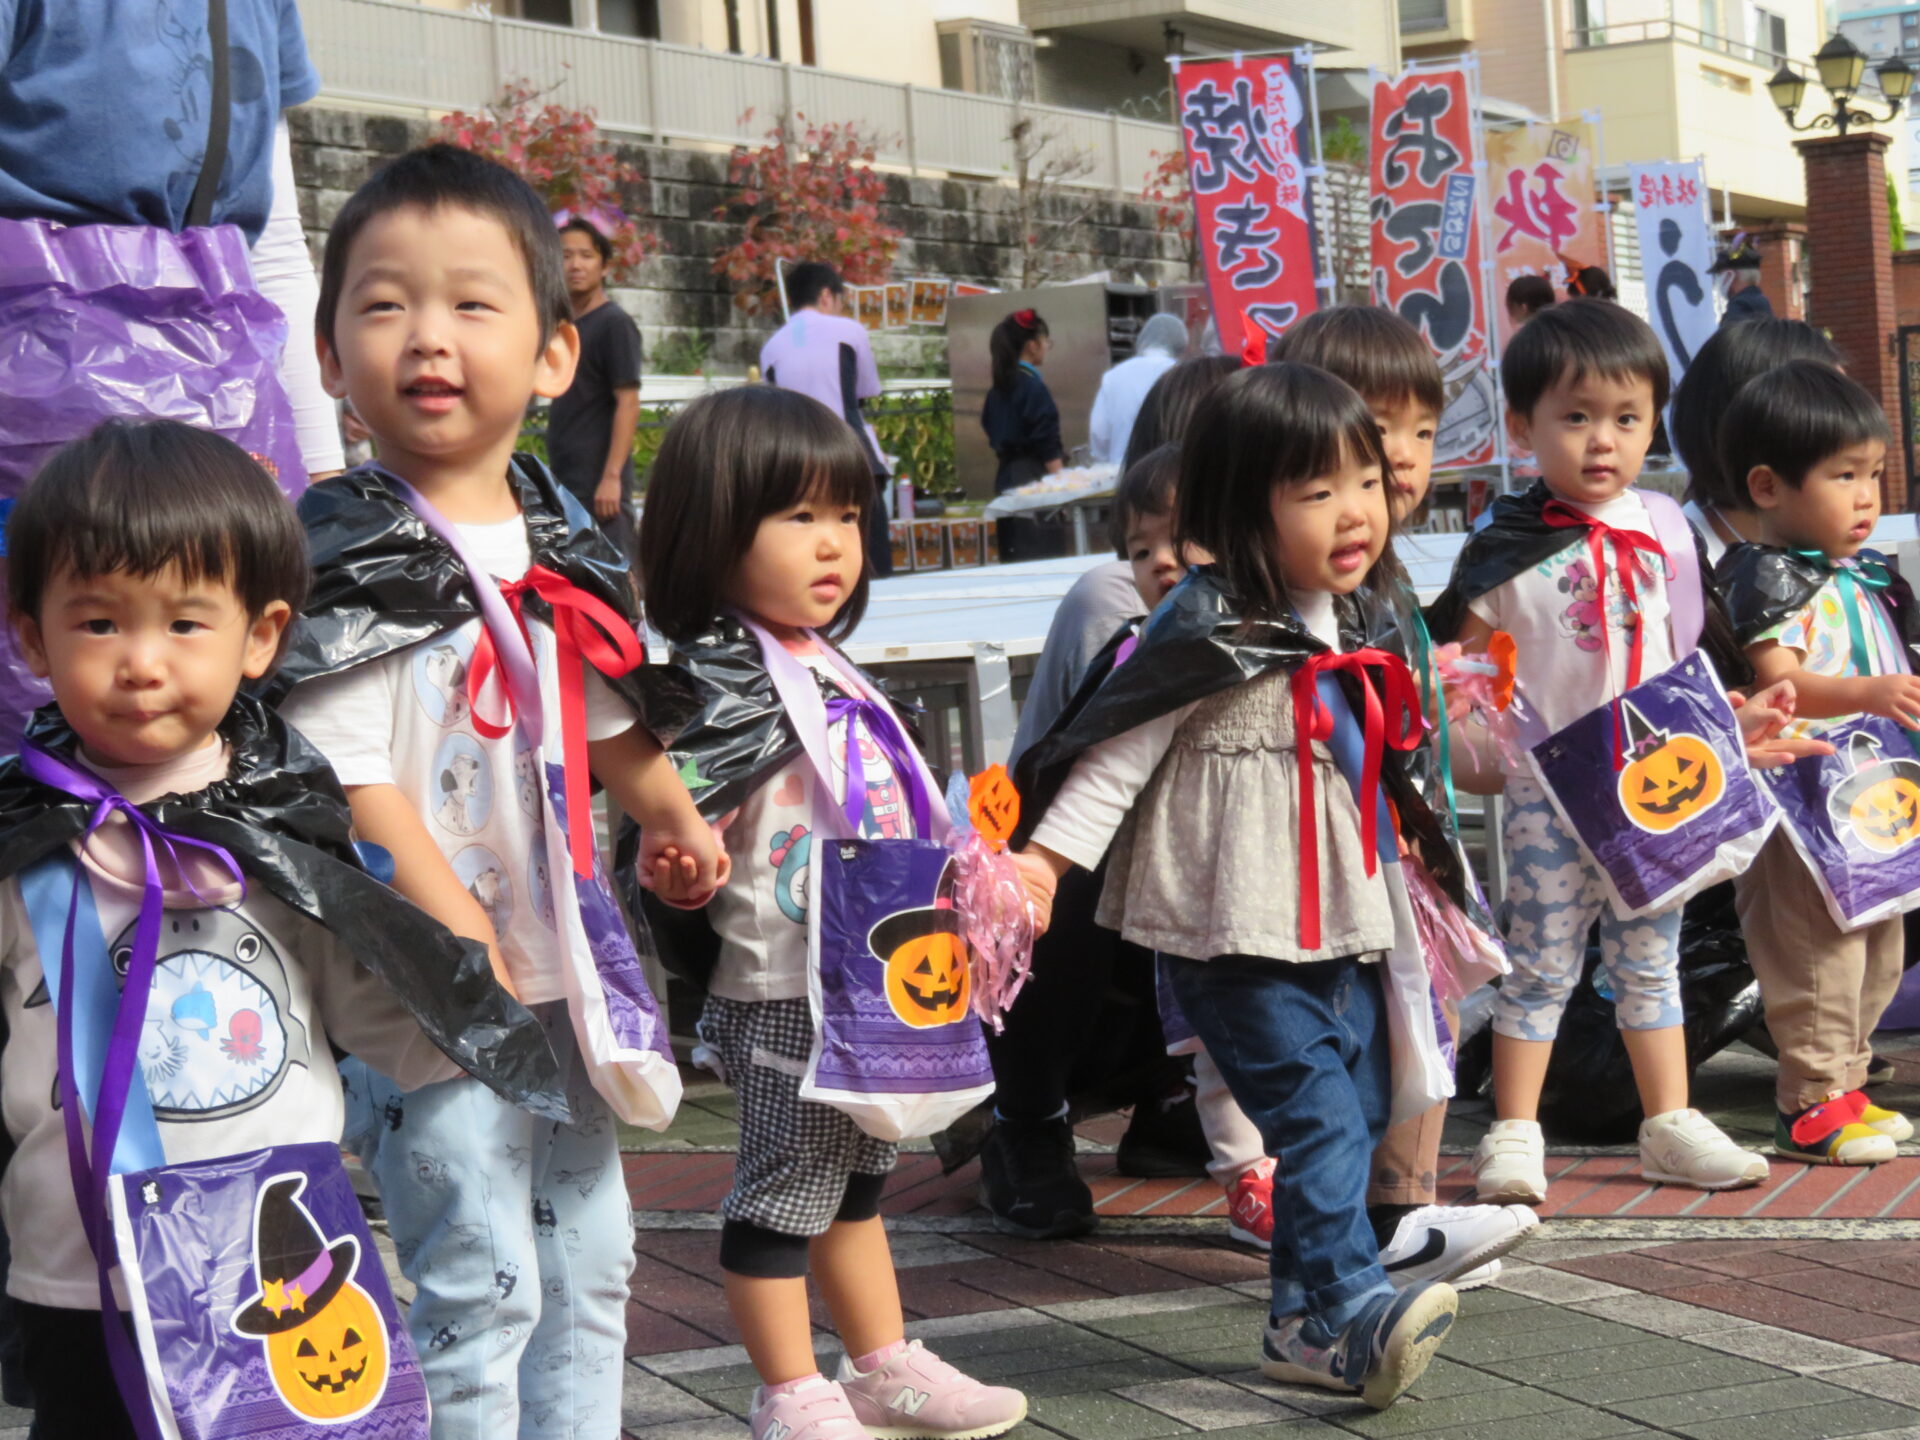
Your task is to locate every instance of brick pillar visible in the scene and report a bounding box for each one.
[1798,131,1906,510]
[1744,221,1807,320]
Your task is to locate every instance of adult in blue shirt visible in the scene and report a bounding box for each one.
[981,309,1066,494]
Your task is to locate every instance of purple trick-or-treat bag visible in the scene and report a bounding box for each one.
[0,218,306,749]
[1761,715,1920,931]
[1528,653,1778,919]
[109,1145,428,1440]
[810,836,997,1140]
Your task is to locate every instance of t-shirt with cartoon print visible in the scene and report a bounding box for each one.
[0,739,456,1310]
[1466,488,1678,769]
[704,651,916,1003]
[279,515,637,1004]
[1754,566,1912,737]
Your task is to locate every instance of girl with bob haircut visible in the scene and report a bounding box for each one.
[1011,363,1472,1409]
[635,385,1031,1440]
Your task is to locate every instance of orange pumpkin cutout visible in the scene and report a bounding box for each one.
[1828,733,1920,855]
[232,1174,392,1424]
[868,859,974,1028]
[1615,701,1725,834]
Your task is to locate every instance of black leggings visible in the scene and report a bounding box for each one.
[984,863,1167,1122]
[17,1301,137,1440]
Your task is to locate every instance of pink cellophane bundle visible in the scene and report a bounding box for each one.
[1403,855,1486,1006]
[1435,648,1527,774]
[949,827,1034,1032]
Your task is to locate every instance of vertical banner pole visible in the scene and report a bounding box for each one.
[1305,46,1336,302]
[1587,107,1616,278]
[1466,55,1510,490]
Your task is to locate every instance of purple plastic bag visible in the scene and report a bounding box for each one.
[1762,715,1920,931]
[805,837,995,1141]
[107,1142,428,1439]
[1528,654,1778,919]
[0,217,306,746]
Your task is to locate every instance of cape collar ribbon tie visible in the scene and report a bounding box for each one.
[823,694,932,836]
[1289,649,1424,952]
[1792,549,1891,678]
[1542,499,1667,769]
[465,564,646,878]
[19,743,245,1440]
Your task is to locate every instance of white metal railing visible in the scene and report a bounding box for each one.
[301,0,1182,195]
[1568,18,1789,71]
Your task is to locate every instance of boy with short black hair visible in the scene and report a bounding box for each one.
[1430,299,1769,1204]
[0,418,529,1437]
[1716,359,1916,1165]
[282,143,725,1435]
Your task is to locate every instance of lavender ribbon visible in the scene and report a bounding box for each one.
[21,742,245,1440]
[824,694,932,837]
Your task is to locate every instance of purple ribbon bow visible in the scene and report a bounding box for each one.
[824,695,932,837]
[21,743,245,1440]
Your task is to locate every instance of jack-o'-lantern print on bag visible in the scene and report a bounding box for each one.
[1528,653,1779,919]
[1762,716,1920,930]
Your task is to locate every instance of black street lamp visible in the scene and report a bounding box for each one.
[1770,32,1914,135]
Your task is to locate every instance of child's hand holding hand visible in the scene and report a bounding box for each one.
[1862,673,1920,731]
[1730,681,1835,770]
[637,821,731,909]
[1009,849,1063,935]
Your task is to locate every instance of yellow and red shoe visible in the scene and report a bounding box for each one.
[1854,1091,1914,1143]
[1776,1092,1897,1165]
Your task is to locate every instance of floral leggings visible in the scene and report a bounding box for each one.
[1494,778,1685,1042]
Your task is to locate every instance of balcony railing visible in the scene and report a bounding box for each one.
[1568,18,1788,71]
[301,0,1179,195]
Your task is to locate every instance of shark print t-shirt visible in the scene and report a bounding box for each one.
[0,743,455,1310]
[705,651,917,1003]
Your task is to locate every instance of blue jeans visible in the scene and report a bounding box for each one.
[1166,954,1393,1331]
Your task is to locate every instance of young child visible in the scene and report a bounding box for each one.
[0,419,542,1437]
[276,145,726,1435]
[635,385,1028,1440]
[1427,299,1769,1203]
[985,444,1192,1241]
[1013,363,1468,1409]
[1673,319,1842,563]
[1271,305,1535,1283]
[1715,360,1916,1164]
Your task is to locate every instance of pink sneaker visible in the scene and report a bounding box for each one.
[1226,1157,1276,1251]
[836,1339,1028,1439]
[747,1375,868,1440]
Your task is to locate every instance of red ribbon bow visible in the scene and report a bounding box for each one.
[467,565,646,878]
[1012,308,1037,328]
[1290,649,1425,952]
[1542,500,1667,768]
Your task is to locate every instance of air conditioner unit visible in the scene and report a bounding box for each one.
[937,18,1037,102]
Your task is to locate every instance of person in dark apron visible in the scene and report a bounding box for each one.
[982,310,1066,560]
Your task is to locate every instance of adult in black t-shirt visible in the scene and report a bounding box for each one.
[550,218,643,555]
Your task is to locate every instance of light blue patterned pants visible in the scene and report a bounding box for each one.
[1493,779,1685,1043]
[340,1004,633,1439]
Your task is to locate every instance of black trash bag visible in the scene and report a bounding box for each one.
[1453,882,1760,1142]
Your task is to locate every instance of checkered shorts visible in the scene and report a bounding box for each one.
[697,995,898,1236]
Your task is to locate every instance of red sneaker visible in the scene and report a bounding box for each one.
[1225,1157,1276,1251]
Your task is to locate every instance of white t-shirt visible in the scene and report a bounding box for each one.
[1467,490,1678,758]
[706,650,914,1003]
[0,741,453,1310]
[279,517,637,1003]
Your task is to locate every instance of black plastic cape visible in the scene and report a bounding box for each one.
[1011,566,1470,911]
[611,615,911,986]
[1424,481,1752,687]
[0,696,568,1118]
[1715,542,1920,656]
[267,456,671,725]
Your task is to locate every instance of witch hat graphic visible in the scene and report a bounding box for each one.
[231,1174,358,1335]
[1620,699,1664,760]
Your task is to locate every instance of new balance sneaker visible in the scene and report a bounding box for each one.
[1858,1093,1914,1142]
[1261,1280,1459,1410]
[837,1339,1027,1439]
[1379,1204,1539,1289]
[1639,1108,1770,1190]
[1776,1092,1898,1165]
[748,1376,869,1440]
[978,1115,1095,1240]
[1472,1119,1548,1204]
[1225,1158,1276,1250]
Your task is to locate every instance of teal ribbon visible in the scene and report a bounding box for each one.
[1792,549,1891,678]
[1406,600,1459,829]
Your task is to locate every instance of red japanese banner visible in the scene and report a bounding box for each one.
[1368,69,1497,467]
[1173,55,1319,361]
[1487,121,1605,351]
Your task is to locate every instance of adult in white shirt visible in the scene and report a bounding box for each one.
[1088,314,1187,465]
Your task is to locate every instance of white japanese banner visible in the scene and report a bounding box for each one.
[1629,161,1718,386]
